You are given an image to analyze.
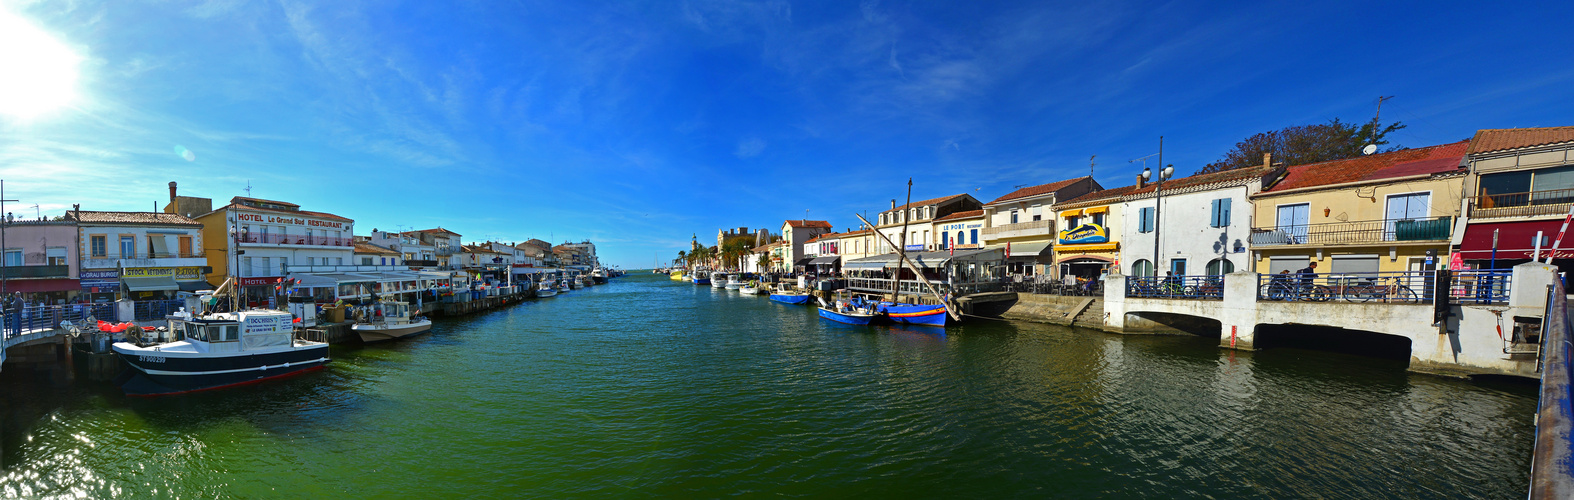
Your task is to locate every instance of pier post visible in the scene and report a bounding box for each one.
[1218,272,1260,350]
[1102,274,1127,332]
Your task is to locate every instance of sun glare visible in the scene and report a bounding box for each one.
[0,10,82,120]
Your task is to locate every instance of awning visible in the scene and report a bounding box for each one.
[809,256,840,265]
[1083,206,1109,215]
[1054,242,1120,253]
[793,258,813,267]
[123,276,179,292]
[1458,221,1574,260]
[1,278,80,293]
[1059,209,1083,217]
[179,280,216,292]
[992,241,1052,258]
[286,274,340,287]
[843,248,1003,270]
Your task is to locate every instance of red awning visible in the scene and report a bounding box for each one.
[1,278,81,293]
[1458,220,1574,260]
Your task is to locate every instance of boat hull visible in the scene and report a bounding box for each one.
[353,320,434,343]
[769,294,811,305]
[818,307,875,325]
[537,289,557,297]
[880,303,948,326]
[691,278,710,285]
[114,344,330,397]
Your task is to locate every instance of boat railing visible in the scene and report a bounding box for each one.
[295,327,328,344]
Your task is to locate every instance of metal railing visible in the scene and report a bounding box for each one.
[1449,269,1512,305]
[843,276,1005,296]
[1249,216,1452,246]
[131,299,186,321]
[1255,271,1434,303]
[85,251,205,260]
[1530,278,1572,498]
[982,219,1053,238]
[0,265,70,278]
[1470,188,1574,219]
[3,303,117,340]
[1126,275,1226,300]
[238,234,353,247]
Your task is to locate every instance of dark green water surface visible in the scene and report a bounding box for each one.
[0,274,1537,498]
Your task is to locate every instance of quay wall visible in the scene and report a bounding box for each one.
[1000,295,1105,330]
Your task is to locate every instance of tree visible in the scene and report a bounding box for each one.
[722,239,751,271]
[757,253,771,271]
[1197,118,1406,174]
[676,250,687,268]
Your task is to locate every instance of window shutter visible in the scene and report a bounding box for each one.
[1209,200,1220,227]
[1220,198,1231,227]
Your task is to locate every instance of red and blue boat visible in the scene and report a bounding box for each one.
[818,306,880,325]
[878,303,949,326]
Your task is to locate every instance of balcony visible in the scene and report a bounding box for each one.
[0,265,69,278]
[406,259,439,267]
[982,220,1053,241]
[285,264,408,273]
[1249,216,1452,247]
[1469,188,1574,219]
[237,234,354,248]
[435,247,457,256]
[82,252,208,269]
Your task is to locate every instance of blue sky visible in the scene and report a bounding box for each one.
[1,1,1570,268]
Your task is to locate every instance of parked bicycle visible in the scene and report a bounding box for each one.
[1339,275,1419,303]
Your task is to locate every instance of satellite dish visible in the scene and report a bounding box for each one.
[1361,144,1377,155]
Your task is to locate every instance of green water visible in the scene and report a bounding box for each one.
[0,274,1538,498]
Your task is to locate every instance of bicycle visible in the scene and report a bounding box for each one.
[1342,276,1419,303]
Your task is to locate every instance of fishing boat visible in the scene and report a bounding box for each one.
[725,274,745,289]
[818,298,883,325]
[568,276,583,289]
[769,283,812,305]
[591,269,609,284]
[876,302,949,326]
[690,272,710,285]
[352,301,432,343]
[112,308,329,396]
[556,278,570,293]
[670,269,686,281]
[710,271,728,289]
[739,281,760,295]
[537,280,558,297]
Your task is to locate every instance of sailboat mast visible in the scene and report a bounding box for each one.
[891,178,912,302]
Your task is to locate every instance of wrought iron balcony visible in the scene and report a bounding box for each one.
[1249,216,1452,247]
[1469,188,1574,219]
[237,234,353,247]
[981,220,1053,240]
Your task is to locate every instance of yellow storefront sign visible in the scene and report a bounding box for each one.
[123,267,204,281]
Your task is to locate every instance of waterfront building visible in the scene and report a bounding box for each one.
[1050,185,1139,279]
[932,210,986,252]
[352,240,403,267]
[67,209,210,302]
[780,220,833,272]
[556,240,600,269]
[366,230,436,269]
[188,194,355,308]
[716,227,771,250]
[873,194,983,254]
[980,177,1101,276]
[1454,126,1574,274]
[1121,163,1282,278]
[410,227,462,269]
[459,244,509,280]
[0,217,80,304]
[1251,142,1468,274]
[830,228,877,265]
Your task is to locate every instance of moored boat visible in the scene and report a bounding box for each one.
[877,302,949,326]
[670,269,686,281]
[818,298,884,325]
[112,308,329,396]
[725,274,745,289]
[710,272,727,288]
[739,281,760,295]
[769,283,812,305]
[352,301,433,343]
[537,281,558,297]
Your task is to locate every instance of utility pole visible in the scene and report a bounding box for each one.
[1371,96,1394,145]
[892,178,912,302]
[1090,155,1097,179]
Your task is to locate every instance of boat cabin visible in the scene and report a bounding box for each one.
[165,310,296,354]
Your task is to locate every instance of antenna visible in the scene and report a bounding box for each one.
[1090,155,1097,178]
[30,204,39,220]
[1364,96,1394,155]
[1129,152,1159,170]
[244,180,252,197]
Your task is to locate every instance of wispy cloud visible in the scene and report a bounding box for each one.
[735,137,766,158]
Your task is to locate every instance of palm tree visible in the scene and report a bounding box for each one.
[756,253,770,272]
[722,239,751,271]
[676,250,687,269]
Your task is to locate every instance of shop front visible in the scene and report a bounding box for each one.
[238,276,284,308]
[1054,243,1120,280]
[121,267,199,300]
[80,270,120,303]
[5,278,80,305]
[1457,220,1574,274]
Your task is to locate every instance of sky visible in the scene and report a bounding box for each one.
[0,0,1570,269]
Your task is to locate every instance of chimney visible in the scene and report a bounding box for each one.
[891,199,897,210]
[1262,153,1272,167]
[168,181,178,201]
[1136,174,1146,190]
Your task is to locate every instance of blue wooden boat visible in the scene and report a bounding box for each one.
[818,306,878,325]
[769,293,810,305]
[878,303,948,326]
[690,275,710,285]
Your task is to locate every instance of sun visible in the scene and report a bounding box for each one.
[0,10,81,120]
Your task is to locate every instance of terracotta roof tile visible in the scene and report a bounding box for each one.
[987,177,1094,205]
[933,209,985,222]
[1262,141,1470,193]
[415,227,461,236]
[69,211,201,226]
[1125,164,1277,198]
[886,193,972,213]
[352,241,399,255]
[1055,185,1141,207]
[1469,126,1574,155]
[784,220,833,229]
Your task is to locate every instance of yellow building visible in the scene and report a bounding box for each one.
[1050,185,1137,279]
[1248,140,1469,274]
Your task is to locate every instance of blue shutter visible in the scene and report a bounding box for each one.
[1219,198,1231,227]
[1209,200,1220,228]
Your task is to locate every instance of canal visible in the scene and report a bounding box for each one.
[0,273,1537,497]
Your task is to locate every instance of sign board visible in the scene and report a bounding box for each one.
[238,276,284,287]
[80,269,120,292]
[236,212,346,229]
[1058,223,1109,245]
[123,266,205,281]
[937,221,984,232]
[904,244,925,252]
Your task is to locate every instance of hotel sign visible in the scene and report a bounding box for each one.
[238,276,283,287]
[236,212,346,229]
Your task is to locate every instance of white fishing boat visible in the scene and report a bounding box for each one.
[112,308,329,396]
[739,281,760,295]
[710,271,728,288]
[556,278,570,293]
[537,280,558,297]
[352,301,432,343]
[725,274,745,289]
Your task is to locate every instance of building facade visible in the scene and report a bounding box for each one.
[1121,164,1280,278]
[873,194,982,254]
[1454,126,1574,273]
[1051,186,1137,279]
[780,220,833,270]
[69,210,209,301]
[981,177,1100,274]
[1,218,80,304]
[191,196,355,307]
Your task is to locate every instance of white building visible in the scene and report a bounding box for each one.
[68,210,210,301]
[193,196,355,308]
[1119,165,1279,277]
[873,194,983,253]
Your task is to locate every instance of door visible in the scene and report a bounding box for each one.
[1276,204,1310,243]
[1385,193,1431,239]
[1170,259,1187,276]
[1267,256,1309,274]
[178,236,193,257]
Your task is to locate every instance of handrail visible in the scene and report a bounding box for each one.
[1249,216,1452,246]
[1530,279,1574,497]
[1256,270,1436,303]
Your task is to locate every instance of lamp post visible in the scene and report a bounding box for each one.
[1141,162,1174,277]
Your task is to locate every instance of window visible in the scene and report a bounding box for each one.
[279,257,288,275]
[178,236,193,257]
[3,250,19,266]
[90,236,106,257]
[1092,213,1106,227]
[941,231,949,249]
[1209,198,1232,228]
[47,247,66,266]
[1138,207,1155,233]
[1206,258,1234,276]
[336,257,343,265]
[970,229,978,244]
[1276,204,1310,243]
[242,257,253,277]
[1170,259,1187,276]
[1010,209,1019,224]
[260,257,271,275]
[1131,259,1154,277]
[1031,204,1042,221]
[1066,216,1081,228]
[119,236,136,258]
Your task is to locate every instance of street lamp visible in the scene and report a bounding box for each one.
[1141,163,1174,277]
